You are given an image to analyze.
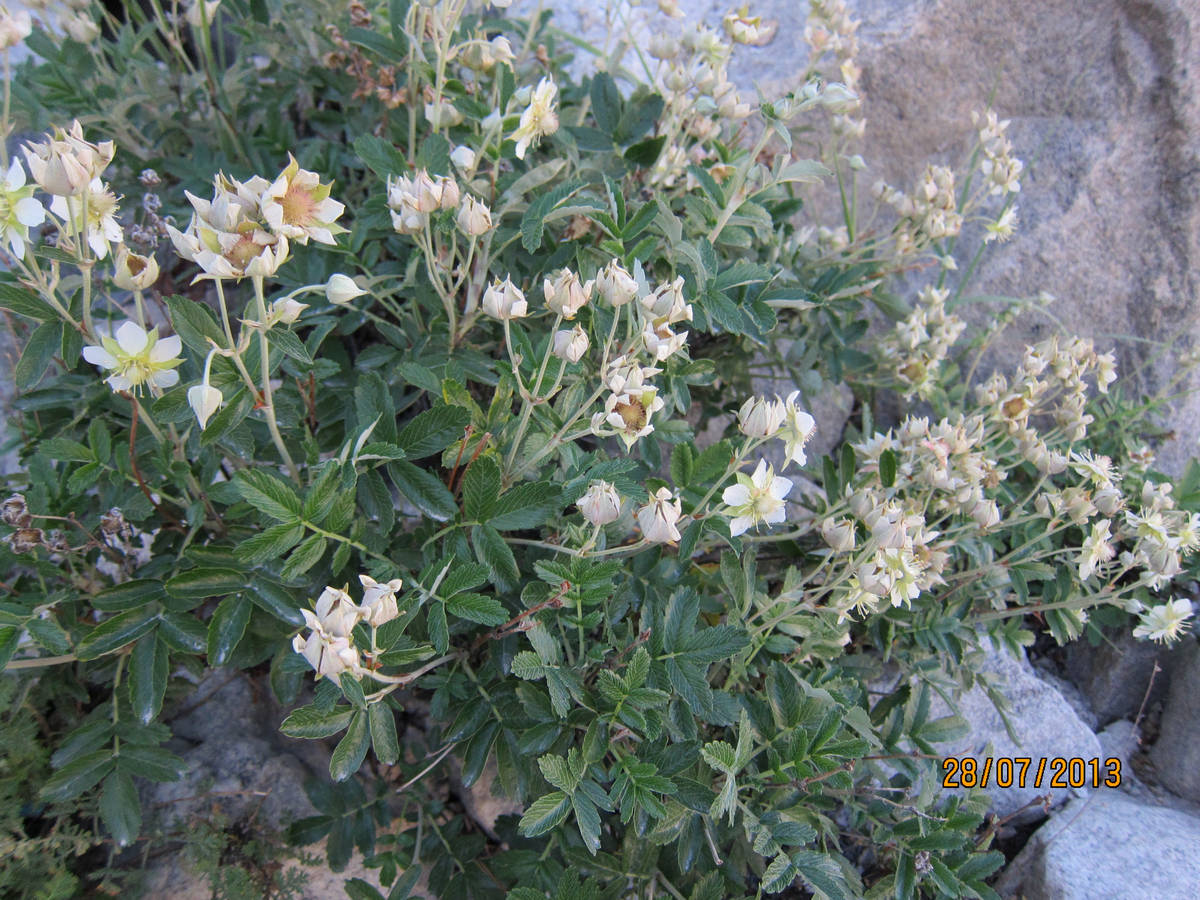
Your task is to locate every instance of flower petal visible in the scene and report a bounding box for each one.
[152,369,180,388]
[82,345,118,368]
[723,484,750,507]
[14,196,43,228]
[151,335,182,362]
[115,321,149,354]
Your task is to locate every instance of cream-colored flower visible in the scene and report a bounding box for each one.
[1133,598,1194,644]
[482,276,527,319]
[82,321,183,394]
[313,585,361,638]
[185,0,221,28]
[0,158,45,259]
[637,487,682,543]
[167,177,290,280]
[544,269,592,319]
[292,630,360,680]
[270,297,308,325]
[259,154,346,245]
[325,273,367,305]
[722,459,792,537]
[62,11,99,43]
[578,480,621,526]
[1077,519,1115,580]
[425,100,464,129]
[737,395,786,438]
[641,319,688,361]
[456,195,492,236]
[23,120,115,197]
[640,276,691,323]
[592,366,664,449]
[112,245,159,291]
[723,6,764,44]
[0,7,32,50]
[820,517,856,553]
[50,178,122,259]
[359,574,403,627]
[552,325,589,363]
[779,392,816,467]
[511,77,559,160]
[450,146,477,171]
[595,260,639,306]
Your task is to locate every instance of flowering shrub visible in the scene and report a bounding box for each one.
[1,1,1198,898]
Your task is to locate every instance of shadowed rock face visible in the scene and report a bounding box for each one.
[518,0,1200,472]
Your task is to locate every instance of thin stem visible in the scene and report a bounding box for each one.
[252,276,300,483]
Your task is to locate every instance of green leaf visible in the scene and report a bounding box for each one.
[25,615,71,655]
[0,281,53,320]
[302,464,342,525]
[207,595,251,666]
[271,327,314,365]
[446,592,507,626]
[0,627,18,670]
[15,320,62,390]
[75,606,160,661]
[330,711,370,781]
[518,791,572,837]
[280,534,327,580]
[157,613,206,654]
[396,405,470,459]
[590,72,622,135]
[41,437,94,462]
[165,294,225,357]
[236,522,306,565]
[165,567,245,600]
[426,601,449,654]
[199,387,253,447]
[472,524,519,592]
[880,449,897,488]
[41,749,115,803]
[248,579,305,626]
[100,771,141,847]
[234,469,302,521]
[129,634,168,725]
[388,460,456,521]
[280,705,355,740]
[793,850,851,900]
[354,134,408,179]
[572,794,602,855]
[488,482,561,531]
[116,744,186,782]
[521,179,587,253]
[368,702,400,765]
[462,456,501,523]
[624,136,665,167]
[777,159,832,183]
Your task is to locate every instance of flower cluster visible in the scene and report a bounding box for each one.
[292,576,404,680]
[804,0,865,138]
[879,286,968,399]
[169,155,345,280]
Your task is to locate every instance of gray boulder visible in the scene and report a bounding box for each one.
[931,644,1102,820]
[1148,638,1200,802]
[995,792,1200,900]
[1065,631,1167,725]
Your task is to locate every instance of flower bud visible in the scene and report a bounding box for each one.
[112,246,159,291]
[187,383,223,429]
[0,8,32,50]
[737,395,786,438]
[436,175,460,210]
[63,12,100,43]
[544,269,592,319]
[359,574,403,627]
[595,260,639,306]
[482,276,527,319]
[185,0,222,28]
[450,145,477,172]
[577,480,621,525]
[313,586,360,637]
[637,487,682,544]
[820,518,856,553]
[552,325,590,363]
[411,170,442,212]
[326,273,367,305]
[456,196,492,236]
[271,297,308,325]
[23,120,115,196]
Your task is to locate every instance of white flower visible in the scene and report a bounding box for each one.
[723,8,764,44]
[577,480,621,526]
[451,145,477,171]
[313,585,361,638]
[641,319,688,360]
[269,297,308,325]
[63,12,100,44]
[1071,450,1118,488]
[456,196,492,236]
[595,260,639,306]
[185,0,221,28]
[0,7,32,50]
[425,100,464,129]
[511,77,559,159]
[552,325,589,363]
[482,276,527,319]
[82,321,183,394]
[188,350,222,429]
[167,176,289,279]
[112,245,159,291]
[0,158,45,259]
[359,574,403,627]
[325,273,366,305]
[722,459,792,537]
[737,395,785,438]
[544,269,592,319]
[592,367,664,448]
[1077,519,1115,580]
[259,153,346,245]
[640,276,691,323]
[292,630,360,680]
[50,178,122,259]
[23,120,115,197]
[1133,598,1194,644]
[779,392,816,467]
[637,487,682,543]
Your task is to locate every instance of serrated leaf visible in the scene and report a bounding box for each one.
[388,460,456,521]
[330,711,370,781]
[15,320,61,390]
[368,702,400,765]
[236,522,306,565]
[42,749,114,803]
[100,771,141,847]
[116,744,186,782]
[462,456,501,523]
[280,705,355,739]
[518,791,572,837]
[0,282,53,320]
[397,405,470,459]
[75,606,160,661]
[280,534,326,580]
[234,469,302,521]
[472,524,519,592]
[165,294,225,356]
[488,482,561,531]
[445,592,507,626]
